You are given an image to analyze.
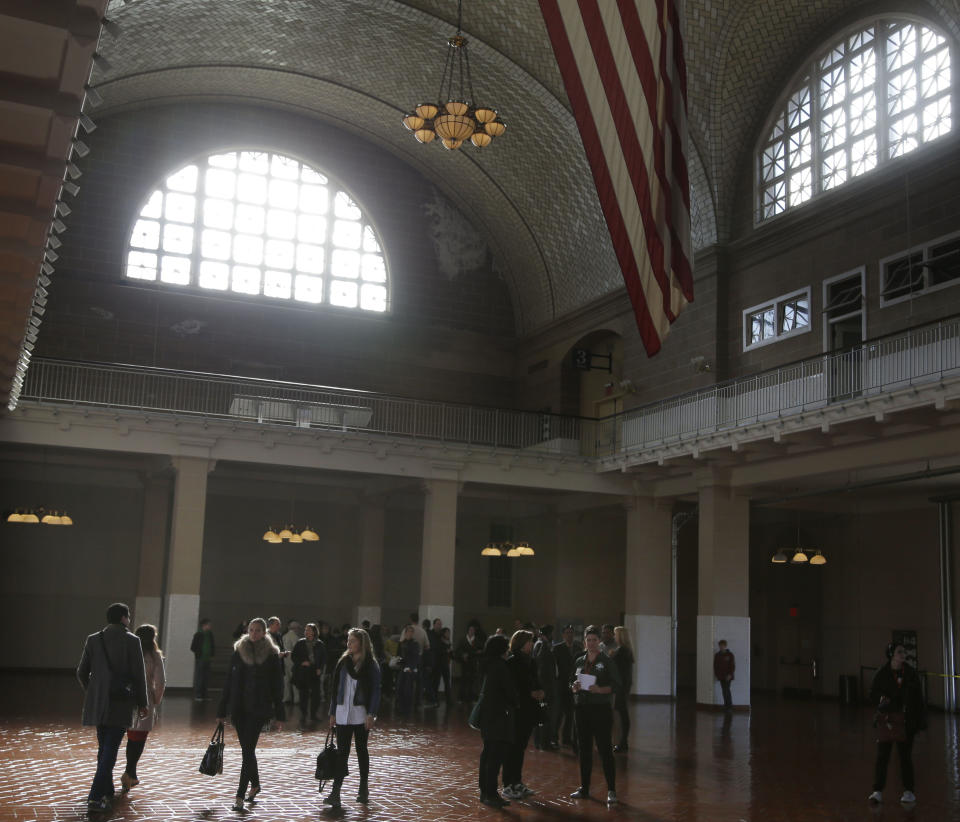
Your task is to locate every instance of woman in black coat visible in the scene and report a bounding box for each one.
[502,629,544,800]
[868,643,925,805]
[476,634,518,808]
[609,625,635,752]
[291,622,325,728]
[216,618,285,811]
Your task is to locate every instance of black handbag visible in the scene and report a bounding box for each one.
[97,632,133,702]
[199,722,225,776]
[315,729,347,790]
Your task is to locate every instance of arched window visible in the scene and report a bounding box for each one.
[758,18,952,221]
[126,150,388,312]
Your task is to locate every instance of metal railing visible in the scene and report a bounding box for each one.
[14,315,960,464]
[597,315,960,457]
[18,359,589,453]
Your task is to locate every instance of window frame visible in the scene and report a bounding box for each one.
[754,15,954,226]
[743,286,812,351]
[879,228,960,307]
[123,148,391,315]
[822,267,866,351]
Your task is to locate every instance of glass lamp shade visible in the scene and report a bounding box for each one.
[288,533,304,544]
[473,106,497,124]
[440,137,464,150]
[21,511,39,523]
[771,550,788,564]
[790,549,809,564]
[515,542,535,556]
[6,511,24,523]
[480,543,502,557]
[41,512,61,524]
[266,534,282,543]
[263,529,279,541]
[484,118,506,137]
[59,513,73,526]
[300,527,319,541]
[470,131,492,148]
[443,100,470,116]
[434,113,475,141]
[414,127,436,144]
[506,546,522,557]
[278,527,293,540]
[809,551,827,565]
[402,113,425,131]
[415,102,440,120]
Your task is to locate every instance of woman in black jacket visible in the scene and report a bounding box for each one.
[868,643,925,805]
[476,634,518,808]
[609,625,635,752]
[216,618,285,811]
[502,629,544,801]
[291,622,325,728]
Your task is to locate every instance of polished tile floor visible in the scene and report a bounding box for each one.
[1,674,958,822]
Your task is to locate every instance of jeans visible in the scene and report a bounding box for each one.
[234,714,263,798]
[614,690,631,745]
[502,715,535,787]
[299,676,322,721]
[873,735,915,792]
[719,678,733,707]
[478,738,510,797]
[574,703,616,792]
[431,661,452,703]
[397,669,417,715]
[89,725,126,801]
[193,658,211,699]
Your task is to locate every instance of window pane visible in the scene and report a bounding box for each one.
[361,253,385,282]
[268,178,298,208]
[332,219,362,249]
[334,192,361,219]
[231,265,261,294]
[237,173,267,204]
[298,214,327,243]
[888,68,917,117]
[360,283,387,312]
[162,223,193,254]
[167,165,198,193]
[131,219,159,250]
[198,260,229,290]
[761,141,785,182]
[203,199,234,230]
[238,151,269,174]
[205,168,236,199]
[296,243,324,274]
[266,209,296,240]
[127,250,157,280]
[922,50,951,98]
[271,154,300,180]
[141,191,162,219]
[332,249,360,279]
[889,113,919,158]
[233,234,263,265]
[923,97,952,141]
[789,167,812,206]
[235,204,264,234]
[781,297,810,332]
[201,229,231,260]
[822,149,848,190]
[160,255,191,285]
[264,239,295,269]
[330,279,358,307]
[264,269,292,298]
[851,134,878,176]
[209,152,238,169]
[164,192,195,223]
[362,226,381,253]
[300,185,328,214]
[885,24,917,72]
[301,166,327,185]
[294,274,323,303]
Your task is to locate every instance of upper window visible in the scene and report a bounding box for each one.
[880,229,960,304]
[743,288,811,350]
[758,18,952,221]
[126,151,388,312]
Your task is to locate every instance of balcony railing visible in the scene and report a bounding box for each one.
[13,315,960,464]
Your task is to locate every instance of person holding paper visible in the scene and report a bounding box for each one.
[569,625,621,805]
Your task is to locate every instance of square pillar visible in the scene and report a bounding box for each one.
[355,499,385,627]
[419,479,458,638]
[133,475,172,629]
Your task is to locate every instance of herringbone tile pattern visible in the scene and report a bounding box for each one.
[1,674,958,822]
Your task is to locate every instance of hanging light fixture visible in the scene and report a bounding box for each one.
[263,527,280,542]
[401,0,506,151]
[480,540,534,557]
[809,550,827,566]
[771,549,788,564]
[790,547,809,564]
[481,542,502,557]
[515,542,535,556]
[301,526,319,541]
[5,507,74,525]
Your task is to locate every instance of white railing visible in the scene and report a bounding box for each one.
[14,316,960,463]
[599,315,960,456]
[17,359,587,452]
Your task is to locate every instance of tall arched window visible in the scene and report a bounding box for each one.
[758,18,952,221]
[126,151,388,312]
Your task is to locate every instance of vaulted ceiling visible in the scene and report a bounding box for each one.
[3,0,959,407]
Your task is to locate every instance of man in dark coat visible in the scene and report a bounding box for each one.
[553,624,581,747]
[533,625,558,749]
[713,639,735,709]
[77,602,148,810]
[190,618,215,701]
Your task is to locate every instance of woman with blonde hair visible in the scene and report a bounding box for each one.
[121,624,165,792]
[609,625,634,752]
[324,627,382,807]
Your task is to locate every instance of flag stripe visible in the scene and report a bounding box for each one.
[539,0,693,355]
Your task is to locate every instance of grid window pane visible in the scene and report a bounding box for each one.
[361,253,386,282]
[264,239,295,270]
[205,168,236,199]
[127,250,157,280]
[141,191,162,219]
[268,178,298,208]
[266,209,296,240]
[131,219,160,250]
[166,165,198,193]
[209,153,238,169]
[334,192,362,219]
[238,152,269,174]
[360,283,387,312]
[237,173,267,205]
[333,219,362,249]
[362,226,381,253]
[298,214,327,243]
[160,255,191,285]
[164,192,195,223]
[294,274,323,303]
[233,234,263,265]
[923,97,952,141]
[162,223,193,254]
[199,261,229,290]
[235,204,264,234]
[202,229,231,260]
[296,243,324,274]
[203,199,234,230]
[231,265,261,295]
[264,269,292,299]
[332,249,360,279]
[300,185,328,214]
[330,279,358,307]
[271,154,300,180]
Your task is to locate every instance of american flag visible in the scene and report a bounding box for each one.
[539,0,694,356]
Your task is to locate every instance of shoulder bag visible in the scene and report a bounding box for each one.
[199,722,225,776]
[315,728,347,791]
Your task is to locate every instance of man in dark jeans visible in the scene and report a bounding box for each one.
[76,602,148,811]
[714,639,735,709]
[190,618,216,701]
[553,624,581,749]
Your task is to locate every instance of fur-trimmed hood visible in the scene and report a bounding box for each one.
[234,634,279,666]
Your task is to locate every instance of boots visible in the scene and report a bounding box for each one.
[323,779,342,808]
[356,777,369,804]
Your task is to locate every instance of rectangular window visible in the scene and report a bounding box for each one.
[880,230,960,305]
[743,287,812,350]
[823,268,865,352]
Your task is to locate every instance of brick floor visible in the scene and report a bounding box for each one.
[1,673,958,822]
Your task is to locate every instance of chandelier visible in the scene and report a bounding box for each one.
[401,0,506,150]
[263,525,319,544]
[481,541,534,557]
[6,507,74,525]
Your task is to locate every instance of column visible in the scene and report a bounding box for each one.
[133,475,172,629]
[697,485,750,707]
[419,479,458,637]
[162,456,213,687]
[355,499,385,627]
[623,496,673,695]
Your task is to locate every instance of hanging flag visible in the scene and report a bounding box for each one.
[539,0,694,355]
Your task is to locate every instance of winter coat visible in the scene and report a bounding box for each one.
[533,638,558,697]
[455,633,482,676]
[870,661,926,736]
[553,640,581,686]
[398,638,420,671]
[129,650,166,732]
[217,635,285,723]
[329,654,382,718]
[190,629,215,659]
[478,656,518,743]
[291,637,325,690]
[506,651,542,723]
[609,645,634,695]
[572,650,622,707]
[77,623,148,727]
[714,649,735,681]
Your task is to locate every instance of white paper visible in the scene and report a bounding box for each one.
[577,673,597,690]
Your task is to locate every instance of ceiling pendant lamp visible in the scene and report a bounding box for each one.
[515,542,535,556]
[277,526,294,540]
[771,549,788,564]
[41,511,62,525]
[300,526,319,542]
[809,551,827,566]
[20,511,39,524]
[59,513,74,526]
[263,528,280,542]
[6,511,25,523]
[790,548,809,564]
[480,542,502,557]
[288,532,304,544]
[401,0,506,152]
[504,542,522,558]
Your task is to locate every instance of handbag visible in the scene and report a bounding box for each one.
[315,728,347,790]
[875,710,906,743]
[199,722,225,776]
[97,632,134,702]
